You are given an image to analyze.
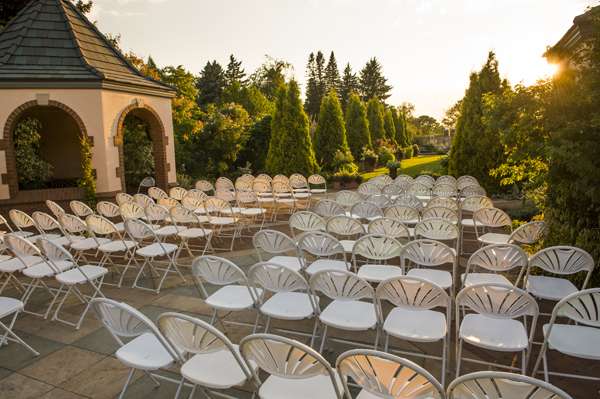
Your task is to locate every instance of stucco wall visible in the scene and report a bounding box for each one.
[0,88,176,200]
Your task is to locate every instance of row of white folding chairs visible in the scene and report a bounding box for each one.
[0,234,107,329]
[89,295,575,399]
[192,173,328,195]
[369,173,480,191]
[190,254,599,388]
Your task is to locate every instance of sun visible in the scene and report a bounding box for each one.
[517,59,560,85]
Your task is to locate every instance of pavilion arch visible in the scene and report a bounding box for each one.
[0,100,92,198]
[114,103,170,192]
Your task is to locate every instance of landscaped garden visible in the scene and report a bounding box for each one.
[0,1,599,399]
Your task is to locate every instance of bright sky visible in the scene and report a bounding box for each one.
[91,0,597,119]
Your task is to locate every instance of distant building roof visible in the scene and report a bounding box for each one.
[548,5,600,61]
[0,0,175,97]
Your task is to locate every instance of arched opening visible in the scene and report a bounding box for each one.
[12,105,84,190]
[116,105,169,193]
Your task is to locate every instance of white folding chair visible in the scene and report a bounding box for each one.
[148,186,169,201]
[352,234,404,283]
[457,176,478,191]
[91,298,181,399]
[272,181,297,219]
[289,211,326,239]
[59,213,108,263]
[350,201,384,224]
[313,199,345,218]
[86,214,138,287]
[456,283,538,375]
[290,173,309,193]
[170,206,213,260]
[5,234,71,318]
[70,200,94,219]
[253,229,302,272]
[326,215,365,254]
[461,184,486,197]
[204,197,241,251]
[408,182,431,201]
[240,333,343,399]
[298,231,351,276]
[415,216,459,256]
[422,206,459,224]
[462,244,528,288]
[310,269,381,352]
[473,207,512,246]
[126,219,184,294]
[427,196,459,211]
[366,194,392,209]
[524,246,594,305]
[96,201,126,233]
[0,234,44,295]
[358,182,381,197]
[335,190,362,209]
[8,209,38,239]
[377,276,451,385]
[116,192,135,206]
[394,174,413,186]
[195,179,214,194]
[137,176,156,193]
[158,312,257,398]
[437,175,457,186]
[416,175,435,188]
[192,255,261,331]
[46,200,66,219]
[0,297,39,356]
[337,349,445,399]
[403,238,457,294]
[385,205,420,226]
[432,183,458,198]
[367,217,411,242]
[308,174,328,196]
[215,177,235,192]
[459,195,494,254]
[145,202,185,240]
[32,211,69,246]
[38,238,107,329]
[532,288,600,383]
[393,193,423,210]
[134,193,155,210]
[249,262,320,346]
[382,183,405,198]
[169,186,188,201]
[447,371,573,399]
[236,190,267,233]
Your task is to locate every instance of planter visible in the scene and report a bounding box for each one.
[389,168,398,179]
[361,159,377,172]
[332,180,360,190]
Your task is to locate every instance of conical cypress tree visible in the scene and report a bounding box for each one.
[266,84,288,173]
[384,108,397,145]
[271,80,318,175]
[345,93,371,161]
[314,90,351,172]
[367,98,386,143]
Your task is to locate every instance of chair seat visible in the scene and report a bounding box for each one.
[268,256,302,273]
[136,243,178,258]
[116,332,175,370]
[49,235,82,247]
[154,225,187,237]
[24,260,73,278]
[357,264,403,283]
[461,273,512,287]
[460,314,528,352]
[340,240,355,253]
[55,265,108,285]
[220,207,243,215]
[0,255,42,273]
[240,208,266,216]
[407,269,452,289]
[114,222,126,233]
[98,240,137,253]
[383,308,447,342]
[305,259,349,276]
[0,297,24,318]
[319,300,377,331]
[294,193,311,199]
[181,345,254,389]
[310,189,327,194]
[526,276,578,301]
[178,228,212,239]
[260,291,318,320]
[209,217,238,225]
[71,237,111,251]
[478,232,510,245]
[259,372,342,399]
[206,285,261,311]
[543,324,600,360]
[461,218,475,227]
[12,231,33,238]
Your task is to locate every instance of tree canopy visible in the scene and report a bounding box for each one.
[366,98,386,143]
[313,90,351,172]
[345,93,371,161]
[359,58,392,102]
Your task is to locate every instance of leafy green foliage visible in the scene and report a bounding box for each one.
[14,117,53,189]
[345,93,371,160]
[250,56,292,101]
[324,51,341,96]
[313,90,352,172]
[304,51,327,120]
[266,81,318,175]
[224,54,246,86]
[196,61,226,108]
[123,116,154,191]
[222,83,274,119]
[383,108,397,145]
[367,98,386,142]
[236,115,272,173]
[78,134,96,205]
[359,58,392,101]
[339,63,359,110]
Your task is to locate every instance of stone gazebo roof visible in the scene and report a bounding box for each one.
[0,0,175,97]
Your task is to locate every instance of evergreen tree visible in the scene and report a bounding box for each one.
[224,54,246,86]
[345,93,371,160]
[359,58,392,102]
[249,56,292,101]
[449,51,503,190]
[395,107,410,147]
[196,60,226,107]
[313,90,351,172]
[384,108,397,145]
[339,63,359,110]
[267,81,318,175]
[304,51,327,120]
[324,51,341,96]
[367,98,386,143]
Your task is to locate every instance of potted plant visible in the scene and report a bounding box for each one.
[360,147,378,171]
[387,160,401,179]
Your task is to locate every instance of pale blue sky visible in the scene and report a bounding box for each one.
[92,0,596,119]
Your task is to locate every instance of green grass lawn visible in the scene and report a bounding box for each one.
[361,154,446,181]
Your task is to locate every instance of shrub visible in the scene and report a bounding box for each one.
[14,117,53,190]
[387,160,401,178]
[412,143,420,156]
[377,145,395,165]
[332,149,357,174]
[123,115,155,191]
[360,146,378,171]
[403,145,414,159]
[176,173,194,189]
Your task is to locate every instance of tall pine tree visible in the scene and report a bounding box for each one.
[304,51,327,120]
[345,93,371,160]
[383,108,397,145]
[196,60,226,107]
[267,81,318,175]
[367,98,386,143]
[314,90,351,172]
[224,54,246,86]
[359,58,392,102]
[449,51,503,190]
[324,51,341,97]
[339,63,359,110]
